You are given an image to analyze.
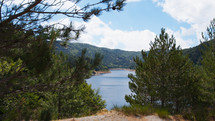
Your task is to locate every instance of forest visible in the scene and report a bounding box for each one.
[54,41,141,69]
[0,0,215,121]
[55,38,212,70]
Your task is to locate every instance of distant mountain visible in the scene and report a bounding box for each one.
[183,45,202,64]
[54,40,214,69]
[54,41,141,69]
[183,39,215,64]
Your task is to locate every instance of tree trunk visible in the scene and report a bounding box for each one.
[58,90,61,119]
[161,99,164,108]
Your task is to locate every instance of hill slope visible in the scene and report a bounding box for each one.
[183,39,215,64]
[54,42,141,69]
[55,40,214,69]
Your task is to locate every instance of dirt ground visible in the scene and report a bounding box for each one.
[57,109,187,121]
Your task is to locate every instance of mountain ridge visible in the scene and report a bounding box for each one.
[55,40,214,69]
[54,41,142,69]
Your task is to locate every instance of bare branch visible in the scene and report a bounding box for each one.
[0,0,4,22]
[0,0,42,26]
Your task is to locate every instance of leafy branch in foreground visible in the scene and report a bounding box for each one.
[0,0,125,120]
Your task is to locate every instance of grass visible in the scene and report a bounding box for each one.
[112,104,170,119]
[155,108,170,119]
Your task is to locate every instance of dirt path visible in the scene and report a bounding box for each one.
[58,110,147,121]
[57,109,185,121]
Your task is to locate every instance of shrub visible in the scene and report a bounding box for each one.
[155,108,170,119]
[113,104,154,116]
[113,104,171,119]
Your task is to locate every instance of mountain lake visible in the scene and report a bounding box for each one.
[86,69,135,110]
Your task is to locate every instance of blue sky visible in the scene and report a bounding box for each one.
[11,0,215,51]
[99,0,189,32]
[69,0,215,51]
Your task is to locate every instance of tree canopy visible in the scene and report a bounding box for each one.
[125,28,198,113]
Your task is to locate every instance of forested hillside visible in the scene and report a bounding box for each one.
[183,39,215,64]
[55,41,142,69]
[55,40,214,69]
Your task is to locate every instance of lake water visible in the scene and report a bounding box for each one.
[86,70,135,110]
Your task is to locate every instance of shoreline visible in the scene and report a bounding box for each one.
[109,68,135,71]
[93,70,111,75]
[93,68,135,76]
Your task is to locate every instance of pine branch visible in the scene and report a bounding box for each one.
[0,0,42,26]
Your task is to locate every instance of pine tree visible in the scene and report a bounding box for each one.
[125,28,197,113]
[201,19,215,85]
[200,18,215,108]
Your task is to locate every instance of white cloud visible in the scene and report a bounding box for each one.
[75,16,156,51]
[46,0,80,10]
[75,16,196,51]
[126,0,141,3]
[153,0,215,44]
[165,28,194,49]
[41,18,71,28]
[76,16,196,51]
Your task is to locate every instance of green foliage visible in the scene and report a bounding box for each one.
[182,111,196,121]
[39,108,52,121]
[21,42,53,74]
[0,0,126,120]
[56,41,211,70]
[0,44,105,120]
[126,28,198,114]
[183,45,203,64]
[201,39,215,85]
[190,18,215,121]
[125,21,215,120]
[57,83,105,118]
[182,40,215,64]
[112,104,153,116]
[155,108,170,119]
[112,104,170,119]
[0,50,105,120]
[0,58,24,79]
[55,41,141,69]
[0,92,46,121]
[0,21,106,121]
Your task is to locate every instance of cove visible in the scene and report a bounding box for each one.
[86,69,135,110]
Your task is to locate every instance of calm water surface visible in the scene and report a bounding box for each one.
[86,70,135,110]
